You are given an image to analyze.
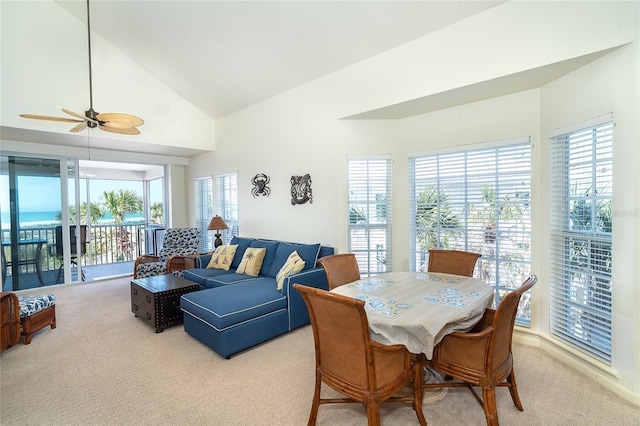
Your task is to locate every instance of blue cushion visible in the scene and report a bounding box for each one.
[267,242,321,277]
[180,279,286,330]
[230,237,253,269]
[249,239,280,276]
[183,267,231,286]
[205,274,262,288]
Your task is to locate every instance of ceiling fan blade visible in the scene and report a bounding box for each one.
[19,114,82,123]
[96,113,144,128]
[61,108,99,125]
[70,122,88,133]
[99,125,141,135]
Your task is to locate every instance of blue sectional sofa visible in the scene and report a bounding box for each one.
[179,237,334,358]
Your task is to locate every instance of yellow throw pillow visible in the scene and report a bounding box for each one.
[276,250,306,291]
[206,244,238,271]
[236,247,267,277]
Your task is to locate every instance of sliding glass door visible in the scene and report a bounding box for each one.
[1,155,81,291]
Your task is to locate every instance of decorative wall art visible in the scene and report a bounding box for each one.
[251,173,270,197]
[291,174,312,205]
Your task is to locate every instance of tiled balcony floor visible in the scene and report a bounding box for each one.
[2,261,134,292]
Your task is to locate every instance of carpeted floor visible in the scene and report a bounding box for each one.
[1,277,639,425]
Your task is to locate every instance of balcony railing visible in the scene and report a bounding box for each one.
[1,224,147,279]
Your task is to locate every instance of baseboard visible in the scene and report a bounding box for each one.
[514,327,640,407]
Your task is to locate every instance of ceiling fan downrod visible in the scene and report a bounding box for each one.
[86,0,94,112]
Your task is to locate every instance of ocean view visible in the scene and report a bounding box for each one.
[1,210,145,229]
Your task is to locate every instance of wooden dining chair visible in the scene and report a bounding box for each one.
[293,284,426,426]
[317,253,360,290]
[427,249,481,277]
[423,275,538,426]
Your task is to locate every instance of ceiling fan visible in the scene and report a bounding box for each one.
[19,0,143,135]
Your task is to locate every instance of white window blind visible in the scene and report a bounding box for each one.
[409,141,532,323]
[348,157,392,276]
[195,177,213,252]
[549,120,613,364]
[215,172,238,244]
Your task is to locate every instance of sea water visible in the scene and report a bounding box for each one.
[0,211,145,229]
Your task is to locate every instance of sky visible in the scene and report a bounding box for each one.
[0,176,152,213]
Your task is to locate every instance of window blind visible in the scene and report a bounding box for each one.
[215,172,239,244]
[409,140,532,323]
[347,157,392,276]
[195,177,213,252]
[549,121,613,364]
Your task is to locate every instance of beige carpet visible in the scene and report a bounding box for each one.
[1,277,639,426]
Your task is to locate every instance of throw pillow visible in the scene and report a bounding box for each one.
[267,242,321,277]
[276,251,306,291]
[206,244,238,271]
[236,247,267,277]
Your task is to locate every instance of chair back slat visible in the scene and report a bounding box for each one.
[427,249,481,277]
[299,285,371,386]
[317,254,360,290]
[489,275,537,373]
[294,283,427,425]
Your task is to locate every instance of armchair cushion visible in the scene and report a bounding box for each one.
[18,294,56,318]
[158,228,200,262]
[135,228,199,278]
[135,261,167,279]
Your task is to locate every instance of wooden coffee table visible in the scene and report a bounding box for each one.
[130,274,200,332]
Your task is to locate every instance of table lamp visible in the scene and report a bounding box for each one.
[207,215,229,248]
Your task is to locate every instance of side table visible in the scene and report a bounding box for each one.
[131,275,200,332]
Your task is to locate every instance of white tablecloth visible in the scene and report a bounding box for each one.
[331,271,494,359]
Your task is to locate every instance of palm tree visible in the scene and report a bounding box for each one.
[415,185,461,251]
[56,202,105,225]
[102,190,143,225]
[468,184,525,244]
[101,190,143,261]
[150,202,164,224]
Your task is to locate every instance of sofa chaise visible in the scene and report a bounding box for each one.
[179,237,334,358]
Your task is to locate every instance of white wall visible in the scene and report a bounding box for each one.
[187,1,639,402]
[166,164,188,228]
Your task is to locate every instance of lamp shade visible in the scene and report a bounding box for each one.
[207,215,228,231]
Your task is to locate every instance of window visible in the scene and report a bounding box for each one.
[409,140,532,323]
[348,156,392,276]
[550,117,613,364]
[195,177,213,252]
[148,178,164,225]
[215,172,238,244]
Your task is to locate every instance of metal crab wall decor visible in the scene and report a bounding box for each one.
[251,173,270,197]
[291,174,312,205]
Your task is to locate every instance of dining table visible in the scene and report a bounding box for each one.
[330,271,494,360]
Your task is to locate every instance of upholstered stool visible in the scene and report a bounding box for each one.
[18,294,56,344]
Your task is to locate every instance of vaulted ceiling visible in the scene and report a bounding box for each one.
[56,1,504,121]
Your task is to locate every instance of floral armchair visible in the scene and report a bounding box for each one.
[133,228,200,279]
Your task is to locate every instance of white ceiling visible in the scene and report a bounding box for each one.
[56,0,504,121]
